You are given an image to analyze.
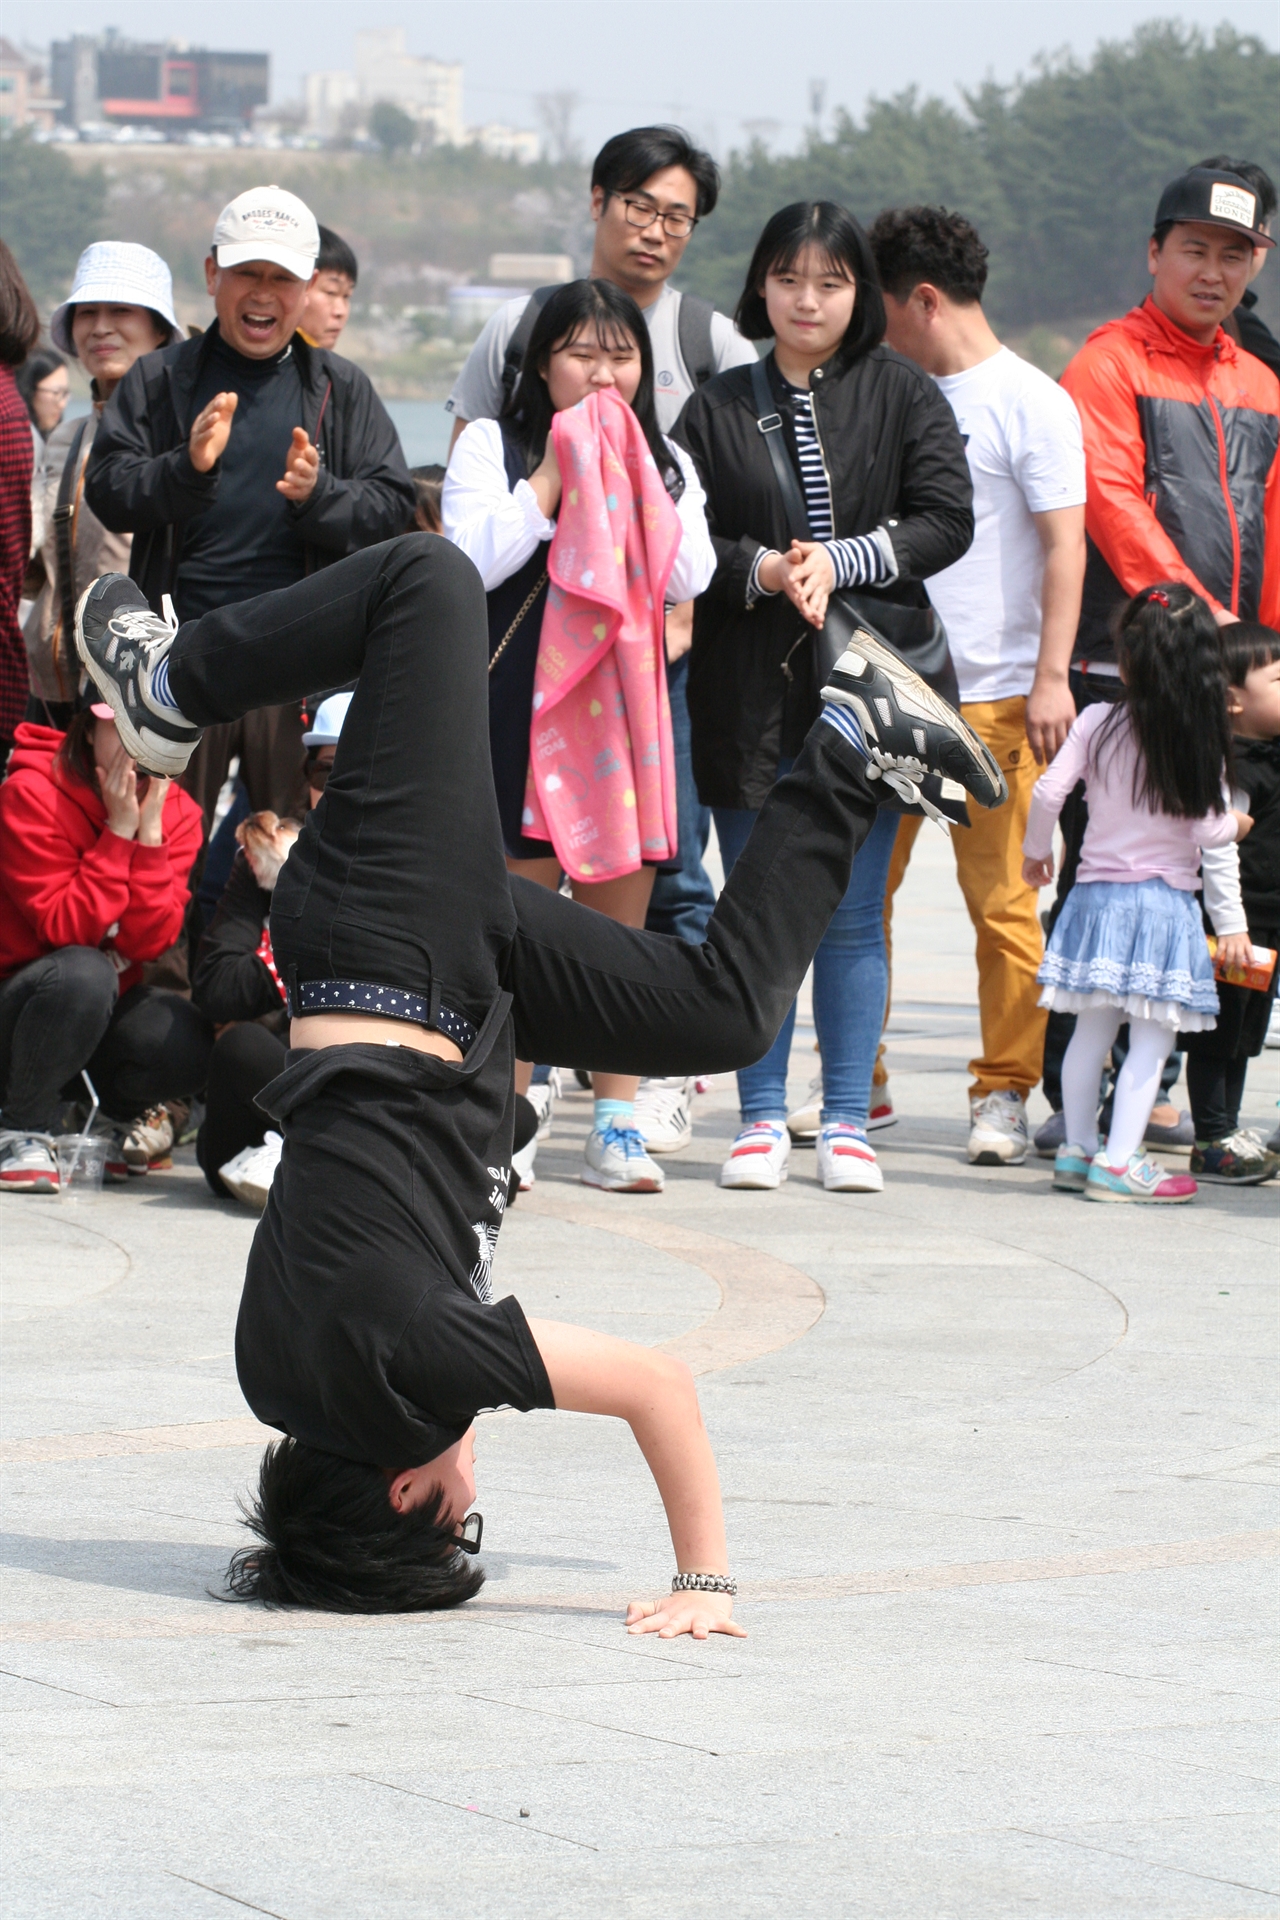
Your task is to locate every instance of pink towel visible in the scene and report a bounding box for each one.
[522,387,682,883]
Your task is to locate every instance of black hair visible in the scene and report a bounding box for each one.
[735,202,886,362]
[1221,619,1280,690]
[501,279,682,496]
[1093,583,1233,819]
[410,463,445,534]
[223,1436,484,1614]
[316,224,359,285]
[1196,157,1277,223]
[0,238,40,368]
[15,347,67,424]
[867,206,989,305]
[591,125,720,219]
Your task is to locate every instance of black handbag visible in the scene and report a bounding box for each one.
[748,358,968,822]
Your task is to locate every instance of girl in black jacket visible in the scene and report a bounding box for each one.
[675,202,974,1195]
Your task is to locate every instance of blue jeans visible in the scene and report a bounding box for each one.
[645,652,716,945]
[713,778,899,1127]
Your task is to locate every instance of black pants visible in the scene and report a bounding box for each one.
[168,535,880,1078]
[0,946,213,1129]
[1042,668,1181,1114]
[1183,922,1279,1139]
[197,1022,289,1196]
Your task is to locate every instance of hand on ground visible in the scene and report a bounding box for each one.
[278,427,320,503]
[625,1593,747,1640]
[188,392,237,473]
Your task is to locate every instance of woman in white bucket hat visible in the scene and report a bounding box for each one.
[24,243,178,726]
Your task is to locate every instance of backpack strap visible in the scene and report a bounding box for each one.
[676,291,717,389]
[500,286,559,409]
[749,357,811,541]
[50,416,92,698]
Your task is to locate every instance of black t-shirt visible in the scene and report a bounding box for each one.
[236,1034,554,1468]
[177,333,309,620]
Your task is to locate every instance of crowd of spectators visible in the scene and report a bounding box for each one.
[0,131,1277,1207]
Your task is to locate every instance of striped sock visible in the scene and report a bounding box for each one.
[820,704,868,757]
[149,655,181,711]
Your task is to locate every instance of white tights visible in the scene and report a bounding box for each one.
[1061,1006,1178,1167]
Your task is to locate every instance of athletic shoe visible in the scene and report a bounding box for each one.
[526,1079,556,1142]
[719,1122,790,1190]
[1142,1108,1194,1154]
[967,1090,1029,1166]
[1052,1143,1093,1193]
[511,1135,538,1191]
[219,1132,283,1210]
[582,1124,664,1194]
[122,1106,174,1173]
[634,1076,694,1153]
[1083,1153,1197,1204]
[75,574,202,778]
[0,1131,60,1192]
[787,1074,896,1144]
[816,1123,883,1192]
[1264,1000,1280,1049]
[821,629,1007,811]
[1190,1131,1280,1185]
[1034,1110,1067,1158]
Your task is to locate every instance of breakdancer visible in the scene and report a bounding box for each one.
[77,535,1003,1638]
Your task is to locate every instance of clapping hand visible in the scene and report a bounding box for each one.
[188,391,237,474]
[278,427,320,503]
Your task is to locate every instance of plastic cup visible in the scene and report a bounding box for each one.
[55,1136,110,1196]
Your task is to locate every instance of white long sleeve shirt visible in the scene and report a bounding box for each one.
[442,416,716,604]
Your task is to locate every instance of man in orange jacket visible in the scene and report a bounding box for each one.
[1038,166,1280,1153]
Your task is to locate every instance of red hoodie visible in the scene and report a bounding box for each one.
[0,722,204,991]
[1061,295,1280,662]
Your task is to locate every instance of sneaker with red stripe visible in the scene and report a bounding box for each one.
[719,1122,790,1190]
[817,1123,884,1192]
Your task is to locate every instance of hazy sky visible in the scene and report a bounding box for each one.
[9,1,1277,154]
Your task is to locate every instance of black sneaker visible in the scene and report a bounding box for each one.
[822,628,1007,811]
[1189,1131,1279,1185]
[75,575,202,778]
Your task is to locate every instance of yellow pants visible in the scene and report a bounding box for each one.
[876,694,1046,1100]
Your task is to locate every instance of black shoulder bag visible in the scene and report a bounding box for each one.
[748,358,967,821]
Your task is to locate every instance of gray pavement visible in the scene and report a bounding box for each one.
[2,826,1277,1919]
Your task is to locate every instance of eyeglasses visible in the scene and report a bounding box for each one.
[456,1511,484,1555]
[617,197,698,240]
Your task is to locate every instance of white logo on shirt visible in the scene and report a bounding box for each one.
[470,1221,499,1303]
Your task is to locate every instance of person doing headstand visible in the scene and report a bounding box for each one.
[75,533,1005,1636]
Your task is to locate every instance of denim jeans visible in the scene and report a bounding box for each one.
[644,652,716,945]
[713,771,900,1126]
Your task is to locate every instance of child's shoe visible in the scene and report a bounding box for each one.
[1084,1152,1197,1204]
[1052,1142,1093,1192]
[582,1124,664,1194]
[1190,1130,1280,1185]
[816,1123,883,1192]
[719,1122,789,1190]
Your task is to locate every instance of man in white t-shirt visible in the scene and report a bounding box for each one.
[448,128,758,1157]
[868,206,1087,1168]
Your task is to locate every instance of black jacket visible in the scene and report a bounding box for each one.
[1233,289,1280,383]
[193,850,287,1030]
[1234,733,1280,929]
[85,323,416,612]
[674,348,973,808]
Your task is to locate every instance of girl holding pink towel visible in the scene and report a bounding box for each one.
[443,279,714,1192]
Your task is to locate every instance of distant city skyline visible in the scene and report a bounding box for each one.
[6,1,1277,158]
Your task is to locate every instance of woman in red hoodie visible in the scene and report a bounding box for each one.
[0,704,210,1189]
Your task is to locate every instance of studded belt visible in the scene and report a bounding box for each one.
[292,978,477,1053]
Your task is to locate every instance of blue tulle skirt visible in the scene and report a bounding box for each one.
[1038,878,1218,1031]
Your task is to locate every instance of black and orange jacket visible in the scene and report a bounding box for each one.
[1062,296,1280,662]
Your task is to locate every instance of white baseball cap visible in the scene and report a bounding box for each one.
[51,242,179,356]
[212,186,319,280]
[302,692,353,748]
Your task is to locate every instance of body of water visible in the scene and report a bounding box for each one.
[385,399,452,468]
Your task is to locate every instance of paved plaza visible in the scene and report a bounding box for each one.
[2,827,1277,1918]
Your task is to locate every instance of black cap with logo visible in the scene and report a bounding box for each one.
[1155,168,1276,248]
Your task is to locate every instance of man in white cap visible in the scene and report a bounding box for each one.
[86,187,414,829]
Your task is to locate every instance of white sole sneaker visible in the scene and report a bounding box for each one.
[633,1076,694,1154]
[582,1126,664,1193]
[817,1127,883,1192]
[719,1124,790,1190]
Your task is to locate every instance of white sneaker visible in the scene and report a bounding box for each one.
[719,1122,790,1190]
[817,1123,883,1192]
[582,1124,664,1193]
[967,1090,1029,1166]
[788,1073,896,1142]
[219,1132,283,1210]
[1265,999,1280,1049]
[526,1080,555,1141]
[634,1076,694,1153]
[0,1130,60,1192]
[511,1135,538,1191]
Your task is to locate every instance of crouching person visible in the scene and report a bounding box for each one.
[0,701,212,1188]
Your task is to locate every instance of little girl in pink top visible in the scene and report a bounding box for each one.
[1023,584,1254,1203]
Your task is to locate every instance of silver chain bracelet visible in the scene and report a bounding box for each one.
[671,1572,737,1597]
